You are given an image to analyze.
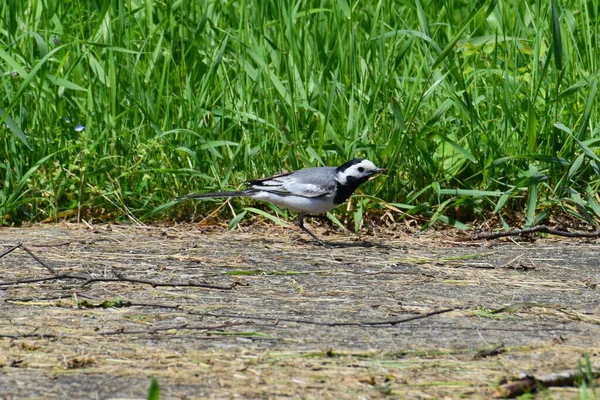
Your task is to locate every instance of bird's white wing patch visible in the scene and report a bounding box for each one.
[282,181,330,198]
[251,178,331,198]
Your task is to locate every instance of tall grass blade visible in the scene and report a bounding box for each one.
[147,377,160,400]
[551,0,563,71]
[432,1,497,69]
[555,123,600,162]
[0,107,31,149]
[415,0,430,37]
[228,210,248,230]
[244,207,288,227]
[525,182,538,227]
[0,0,597,230]
[576,78,597,141]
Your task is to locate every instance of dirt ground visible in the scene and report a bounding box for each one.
[0,223,599,399]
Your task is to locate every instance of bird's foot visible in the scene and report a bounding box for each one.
[292,234,333,248]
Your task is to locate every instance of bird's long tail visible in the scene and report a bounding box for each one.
[175,191,250,202]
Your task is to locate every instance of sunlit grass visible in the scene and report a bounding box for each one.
[1,0,599,230]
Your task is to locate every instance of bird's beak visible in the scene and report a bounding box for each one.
[368,168,387,181]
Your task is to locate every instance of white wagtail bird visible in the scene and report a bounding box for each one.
[176,159,387,244]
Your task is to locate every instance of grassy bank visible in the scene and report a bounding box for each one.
[1,0,599,229]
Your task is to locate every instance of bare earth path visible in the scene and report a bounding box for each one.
[0,223,599,399]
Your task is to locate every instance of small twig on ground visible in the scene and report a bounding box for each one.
[363,307,461,326]
[80,276,235,290]
[197,307,461,327]
[0,273,235,290]
[20,246,57,275]
[0,243,57,275]
[493,369,600,398]
[126,302,183,310]
[0,333,58,339]
[75,299,184,310]
[0,243,23,259]
[98,321,253,336]
[0,275,71,286]
[4,295,71,303]
[473,343,505,359]
[29,242,73,247]
[473,225,600,240]
[493,376,537,398]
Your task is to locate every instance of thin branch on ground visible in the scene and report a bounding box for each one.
[20,245,58,274]
[473,343,505,359]
[28,242,74,247]
[4,295,71,303]
[0,243,57,275]
[0,243,22,258]
[473,225,600,240]
[98,321,253,336]
[0,333,58,339]
[74,299,183,310]
[80,276,236,290]
[195,307,462,327]
[125,302,183,310]
[0,273,235,290]
[493,368,600,398]
[0,275,71,286]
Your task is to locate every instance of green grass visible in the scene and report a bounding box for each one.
[578,354,598,400]
[147,377,160,400]
[1,0,599,229]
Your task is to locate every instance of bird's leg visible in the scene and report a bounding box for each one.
[297,212,328,246]
[305,213,351,235]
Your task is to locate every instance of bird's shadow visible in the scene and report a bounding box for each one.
[286,237,395,250]
[324,240,394,249]
[295,215,396,249]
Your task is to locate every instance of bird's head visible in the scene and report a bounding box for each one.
[335,159,387,186]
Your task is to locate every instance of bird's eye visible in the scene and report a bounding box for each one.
[358,167,364,173]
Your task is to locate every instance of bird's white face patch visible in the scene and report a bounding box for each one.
[336,159,382,185]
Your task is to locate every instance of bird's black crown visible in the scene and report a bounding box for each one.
[336,158,365,172]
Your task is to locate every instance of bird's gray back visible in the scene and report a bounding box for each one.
[288,166,337,186]
[249,166,337,198]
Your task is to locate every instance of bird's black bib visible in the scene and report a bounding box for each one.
[333,176,370,205]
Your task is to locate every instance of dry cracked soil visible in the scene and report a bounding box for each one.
[0,223,599,399]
